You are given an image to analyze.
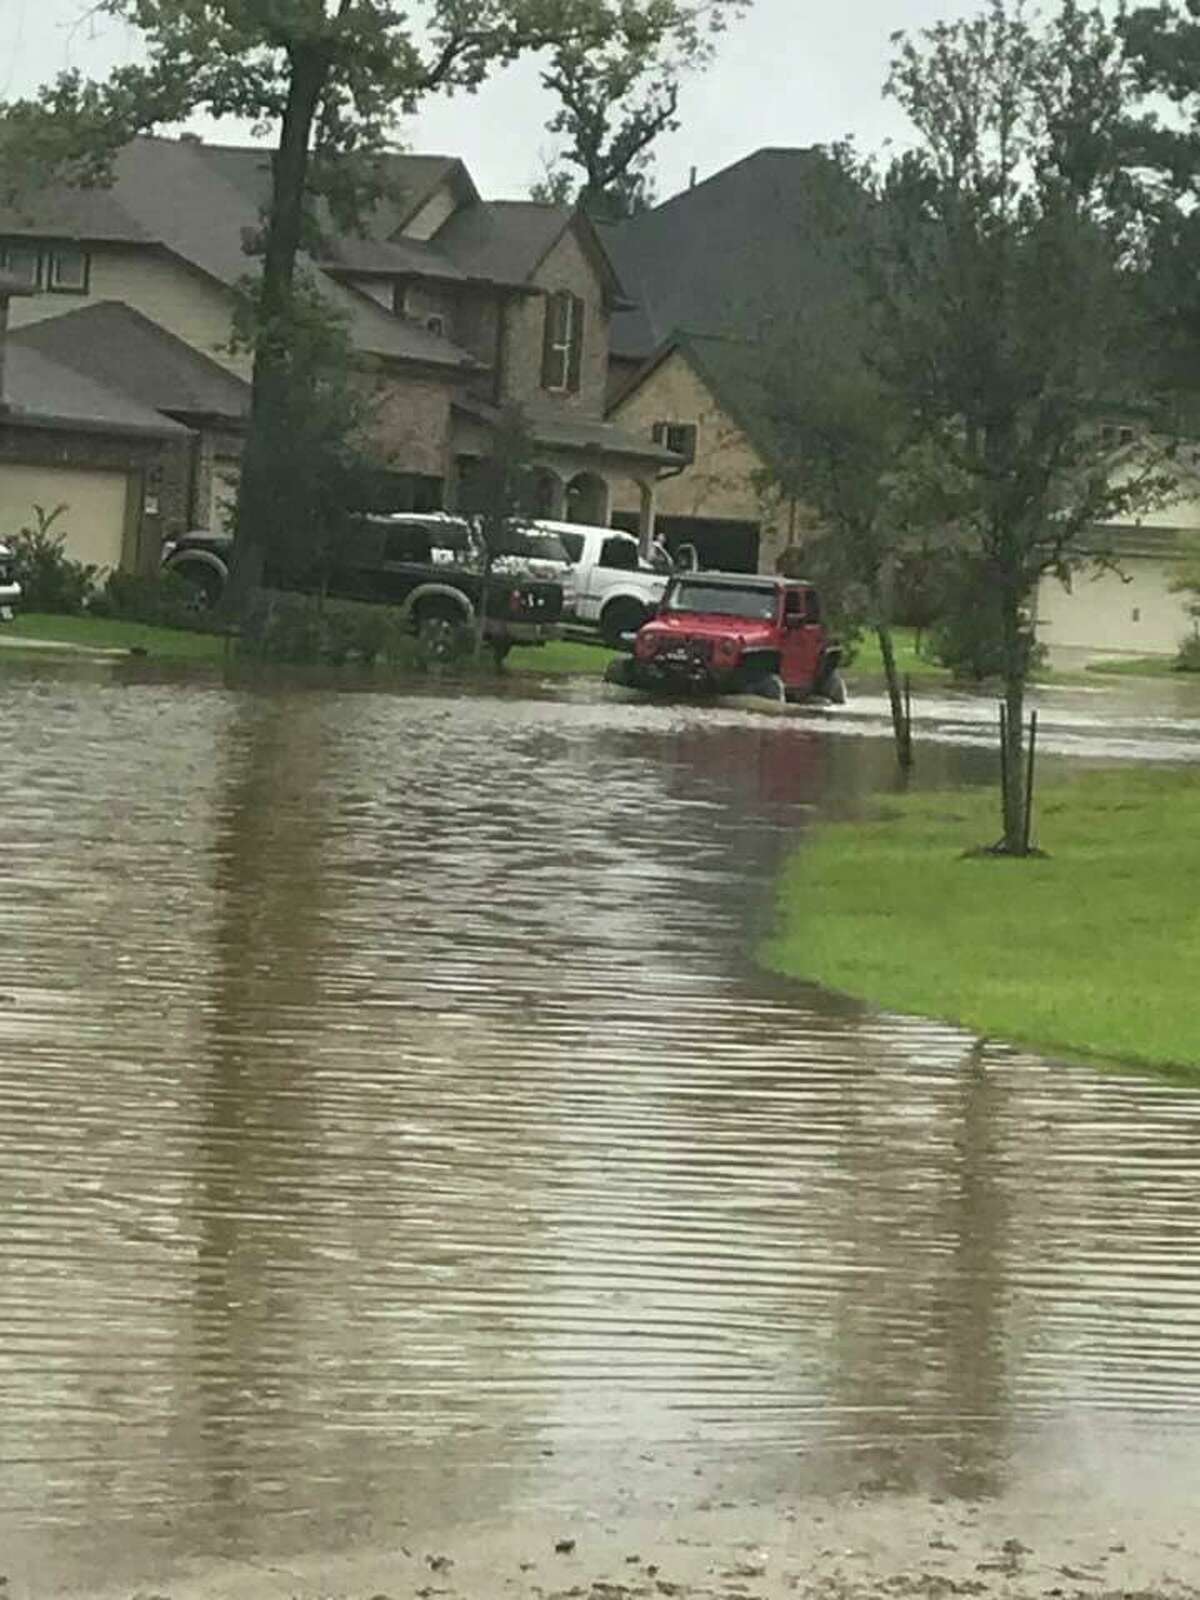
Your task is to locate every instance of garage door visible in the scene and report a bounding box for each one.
[1037,559,1194,655]
[0,465,129,572]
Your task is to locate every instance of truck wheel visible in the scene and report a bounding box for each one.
[600,598,647,646]
[746,672,786,703]
[168,559,225,611]
[416,607,469,662]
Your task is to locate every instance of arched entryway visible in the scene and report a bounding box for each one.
[565,471,610,526]
[524,464,566,519]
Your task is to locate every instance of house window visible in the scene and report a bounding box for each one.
[1,241,41,289]
[48,246,89,294]
[652,421,698,461]
[541,290,584,393]
[0,240,91,294]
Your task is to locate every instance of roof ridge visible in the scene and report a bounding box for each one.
[644,145,827,216]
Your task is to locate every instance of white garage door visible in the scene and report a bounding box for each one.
[1037,559,1193,656]
[0,464,129,572]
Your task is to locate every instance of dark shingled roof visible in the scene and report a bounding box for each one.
[454,396,680,467]
[604,147,864,359]
[0,137,484,372]
[316,233,468,282]
[433,201,576,285]
[2,342,189,438]
[9,302,250,425]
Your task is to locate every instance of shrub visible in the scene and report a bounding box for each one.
[1174,633,1200,673]
[7,505,98,614]
[237,589,418,667]
[928,559,1046,682]
[88,568,220,632]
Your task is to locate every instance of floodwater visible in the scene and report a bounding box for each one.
[2,655,1200,1592]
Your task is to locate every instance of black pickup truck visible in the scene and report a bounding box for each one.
[162,513,562,659]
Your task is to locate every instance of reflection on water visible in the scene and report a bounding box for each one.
[2,661,1200,1581]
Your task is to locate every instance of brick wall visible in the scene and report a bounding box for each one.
[499,226,610,418]
[369,370,458,481]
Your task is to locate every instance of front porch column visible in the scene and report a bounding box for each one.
[637,478,657,561]
[543,467,567,520]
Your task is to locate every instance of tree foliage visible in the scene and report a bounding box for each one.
[761,310,935,766]
[867,0,1173,849]
[531,0,748,220]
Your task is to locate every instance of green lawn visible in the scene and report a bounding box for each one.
[1085,653,1183,679]
[762,769,1200,1074]
[4,612,228,662]
[506,638,619,675]
[845,627,951,687]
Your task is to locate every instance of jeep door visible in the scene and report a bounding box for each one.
[779,585,825,691]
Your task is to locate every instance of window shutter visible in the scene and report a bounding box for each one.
[541,293,559,388]
[567,294,584,393]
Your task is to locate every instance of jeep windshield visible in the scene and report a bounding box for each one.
[664,580,778,621]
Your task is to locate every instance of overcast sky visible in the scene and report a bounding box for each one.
[2,0,968,203]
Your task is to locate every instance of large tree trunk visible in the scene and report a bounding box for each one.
[999,582,1027,854]
[224,44,327,621]
[876,622,913,771]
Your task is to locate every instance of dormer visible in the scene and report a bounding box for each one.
[395,160,479,242]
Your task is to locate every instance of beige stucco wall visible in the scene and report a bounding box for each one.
[6,244,250,379]
[500,227,609,418]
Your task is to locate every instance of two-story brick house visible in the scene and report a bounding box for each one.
[0,135,678,571]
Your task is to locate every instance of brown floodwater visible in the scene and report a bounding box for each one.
[2,655,1199,1589]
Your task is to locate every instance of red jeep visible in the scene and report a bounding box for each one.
[605,571,845,704]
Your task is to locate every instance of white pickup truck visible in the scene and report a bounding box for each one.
[527,520,681,644]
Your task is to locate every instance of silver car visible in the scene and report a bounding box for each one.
[0,539,20,621]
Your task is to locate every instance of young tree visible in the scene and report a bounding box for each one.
[870,0,1172,852]
[531,0,747,221]
[762,311,960,770]
[456,403,537,662]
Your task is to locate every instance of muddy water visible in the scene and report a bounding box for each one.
[2,659,1200,1589]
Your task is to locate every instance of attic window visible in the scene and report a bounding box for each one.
[48,247,89,294]
[652,421,697,461]
[0,240,91,295]
[0,241,41,289]
[542,290,583,393]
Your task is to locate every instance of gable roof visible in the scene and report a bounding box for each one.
[9,302,250,426]
[432,200,577,285]
[603,147,865,359]
[1,341,189,438]
[609,330,783,473]
[0,137,484,373]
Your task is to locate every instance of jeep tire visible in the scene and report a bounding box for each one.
[821,668,848,705]
[745,671,786,703]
